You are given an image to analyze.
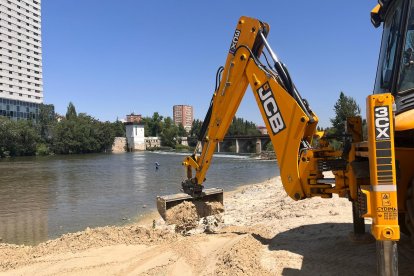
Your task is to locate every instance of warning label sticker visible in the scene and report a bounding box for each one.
[377,206,397,220]
[382,193,391,206]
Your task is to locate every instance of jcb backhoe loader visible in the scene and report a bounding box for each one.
[157,1,414,274]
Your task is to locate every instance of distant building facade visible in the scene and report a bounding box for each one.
[0,0,43,120]
[173,105,193,132]
[145,136,160,149]
[257,126,268,135]
[126,113,142,123]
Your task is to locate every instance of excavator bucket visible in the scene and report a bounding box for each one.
[156,188,224,223]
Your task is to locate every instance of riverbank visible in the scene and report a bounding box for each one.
[2,176,414,275]
[0,152,278,245]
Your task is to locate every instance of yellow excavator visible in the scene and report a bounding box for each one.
[157,1,414,274]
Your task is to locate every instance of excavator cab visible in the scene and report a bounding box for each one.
[372,0,414,126]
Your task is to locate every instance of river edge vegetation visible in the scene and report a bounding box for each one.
[0,102,125,157]
[0,92,360,158]
[0,102,262,157]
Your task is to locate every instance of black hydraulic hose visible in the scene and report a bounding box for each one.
[274,61,294,95]
[198,66,224,141]
[215,66,224,92]
[275,62,315,123]
[198,99,213,141]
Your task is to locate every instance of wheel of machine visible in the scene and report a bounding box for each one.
[404,179,414,240]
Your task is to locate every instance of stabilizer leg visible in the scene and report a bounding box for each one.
[377,240,398,276]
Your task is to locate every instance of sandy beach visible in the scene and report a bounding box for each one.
[1,176,414,275]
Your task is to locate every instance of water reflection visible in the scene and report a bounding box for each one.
[0,158,57,244]
[0,152,278,245]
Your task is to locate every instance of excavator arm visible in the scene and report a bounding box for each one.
[181,16,326,200]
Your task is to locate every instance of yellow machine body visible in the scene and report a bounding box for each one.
[158,3,414,273]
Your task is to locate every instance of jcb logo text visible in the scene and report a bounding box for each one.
[257,82,286,135]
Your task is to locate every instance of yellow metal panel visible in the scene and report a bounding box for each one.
[365,93,400,241]
[245,61,311,200]
[395,147,414,210]
[395,109,414,131]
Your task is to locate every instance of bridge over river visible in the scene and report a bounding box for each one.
[189,135,271,154]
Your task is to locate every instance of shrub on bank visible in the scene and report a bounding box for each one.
[0,117,39,157]
[175,144,190,152]
[36,143,51,156]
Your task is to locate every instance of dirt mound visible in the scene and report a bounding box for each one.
[0,225,177,272]
[215,235,271,275]
[166,201,199,233]
[165,200,224,233]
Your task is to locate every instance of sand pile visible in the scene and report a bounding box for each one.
[2,176,414,275]
[165,201,199,233]
[165,200,224,233]
[0,225,177,272]
[215,235,271,275]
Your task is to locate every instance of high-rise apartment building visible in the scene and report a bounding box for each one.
[173,105,193,132]
[0,0,43,120]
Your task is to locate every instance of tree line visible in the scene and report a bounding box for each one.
[0,91,360,157]
[141,113,261,150]
[0,102,125,157]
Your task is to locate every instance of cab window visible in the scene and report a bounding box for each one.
[398,1,414,92]
[374,0,404,93]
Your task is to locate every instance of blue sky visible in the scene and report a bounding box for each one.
[42,1,382,127]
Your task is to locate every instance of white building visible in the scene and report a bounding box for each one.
[125,122,145,151]
[0,0,43,120]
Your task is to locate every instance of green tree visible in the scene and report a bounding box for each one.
[0,117,40,157]
[112,119,126,137]
[15,119,40,156]
[66,102,77,120]
[52,103,118,154]
[190,119,203,138]
[143,112,163,137]
[265,142,274,151]
[160,117,178,147]
[330,92,361,136]
[177,123,187,137]
[227,117,260,136]
[38,103,56,142]
[96,121,116,152]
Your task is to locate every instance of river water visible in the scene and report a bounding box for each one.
[0,152,279,245]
